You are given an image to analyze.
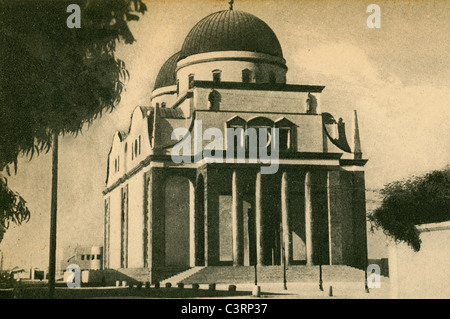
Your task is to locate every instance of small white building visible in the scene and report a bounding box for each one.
[389,221,450,299]
[60,245,103,271]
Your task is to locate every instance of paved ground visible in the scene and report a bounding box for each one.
[216,282,390,299]
[0,280,391,299]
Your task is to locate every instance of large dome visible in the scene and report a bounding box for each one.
[154,51,180,90]
[180,10,283,59]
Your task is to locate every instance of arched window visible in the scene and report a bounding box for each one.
[226,116,246,156]
[161,102,166,108]
[275,118,296,151]
[124,143,128,171]
[212,70,221,83]
[176,79,179,95]
[188,74,195,89]
[135,139,138,157]
[138,136,141,155]
[156,103,160,108]
[242,69,252,83]
[247,117,274,155]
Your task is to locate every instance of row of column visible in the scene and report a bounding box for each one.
[231,170,314,266]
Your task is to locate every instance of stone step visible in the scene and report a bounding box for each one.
[115,268,151,283]
[160,267,205,285]
[180,265,386,284]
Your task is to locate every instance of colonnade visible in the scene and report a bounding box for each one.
[230,170,315,266]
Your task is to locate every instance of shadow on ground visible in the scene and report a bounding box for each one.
[0,284,292,299]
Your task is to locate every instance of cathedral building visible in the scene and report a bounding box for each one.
[103,6,368,283]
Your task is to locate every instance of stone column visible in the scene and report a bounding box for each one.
[189,181,196,267]
[305,172,314,266]
[327,171,343,265]
[255,172,264,266]
[232,170,244,266]
[150,168,166,270]
[281,172,290,266]
[205,169,220,266]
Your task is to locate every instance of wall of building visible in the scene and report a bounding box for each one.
[155,117,191,153]
[164,175,192,267]
[124,108,152,172]
[389,221,450,298]
[326,169,367,269]
[127,171,145,268]
[106,107,153,189]
[194,110,324,153]
[151,87,178,108]
[107,186,122,269]
[107,133,125,186]
[194,87,320,114]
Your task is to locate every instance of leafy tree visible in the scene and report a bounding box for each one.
[0,0,146,168]
[369,166,450,251]
[0,0,146,296]
[0,176,30,243]
[0,0,146,239]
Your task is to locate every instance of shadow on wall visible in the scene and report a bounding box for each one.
[368,258,389,277]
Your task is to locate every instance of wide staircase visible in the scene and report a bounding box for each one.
[105,267,190,284]
[178,265,386,285]
[113,268,151,283]
[161,267,205,285]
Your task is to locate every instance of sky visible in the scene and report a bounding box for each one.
[1,0,449,270]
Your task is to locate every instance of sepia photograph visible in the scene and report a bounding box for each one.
[0,0,448,304]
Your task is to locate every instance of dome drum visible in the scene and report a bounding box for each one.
[176,53,287,93]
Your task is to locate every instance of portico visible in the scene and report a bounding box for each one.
[131,158,367,275]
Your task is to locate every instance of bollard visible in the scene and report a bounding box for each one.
[154,282,160,289]
[252,285,261,297]
[208,283,216,291]
[115,280,120,287]
[137,282,142,289]
[122,280,127,287]
[129,283,134,289]
[177,282,184,289]
[365,270,370,293]
[319,264,323,291]
[165,282,172,288]
[329,286,333,297]
[145,282,150,289]
[192,283,199,290]
[228,285,236,292]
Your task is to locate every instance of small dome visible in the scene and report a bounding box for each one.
[153,52,180,91]
[180,10,283,59]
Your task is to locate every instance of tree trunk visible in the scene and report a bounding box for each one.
[48,133,58,298]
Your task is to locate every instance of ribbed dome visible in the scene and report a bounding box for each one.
[153,52,180,90]
[180,10,283,59]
